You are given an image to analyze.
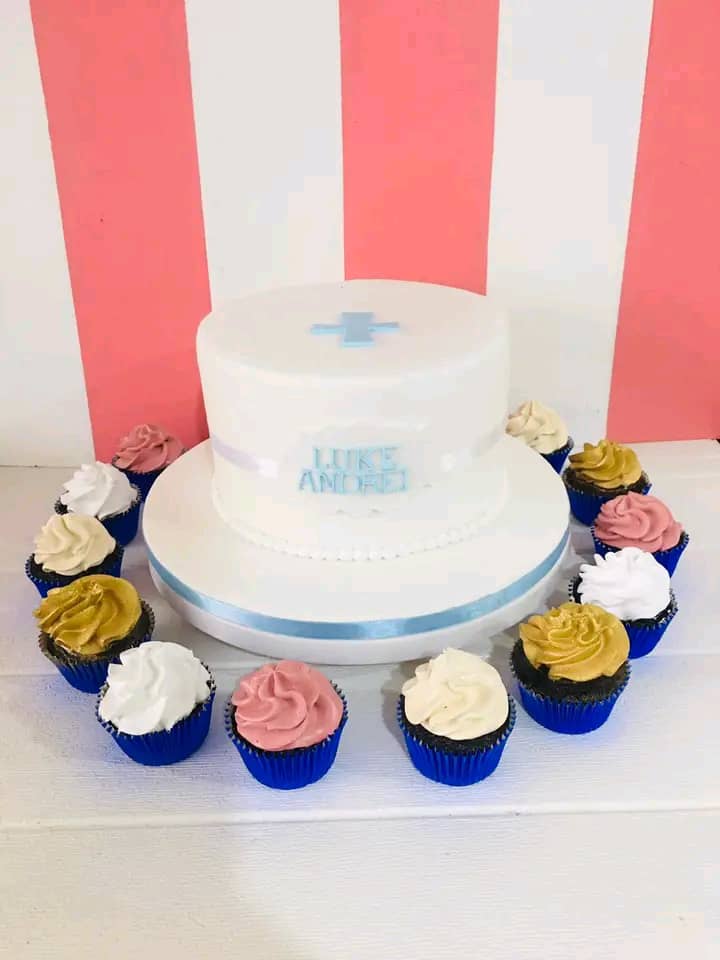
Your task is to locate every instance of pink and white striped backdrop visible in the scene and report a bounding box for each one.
[2,0,719,465]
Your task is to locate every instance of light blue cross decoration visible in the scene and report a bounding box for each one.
[310,311,399,348]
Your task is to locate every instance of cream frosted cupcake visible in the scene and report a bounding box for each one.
[398,648,515,786]
[506,400,572,473]
[592,492,688,576]
[563,439,650,525]
[34,575,154,693]
[570,548,677,658]
[226,660,347,789]
[25,514,122,597]
[55,461,141,546]
[97,641,215,765]
[112,423,184,500]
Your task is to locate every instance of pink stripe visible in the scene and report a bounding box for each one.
[31,0,211,459]
[608,0,720,441]
[340,0,499,293]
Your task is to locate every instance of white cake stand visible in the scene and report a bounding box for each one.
[143,438,570,664]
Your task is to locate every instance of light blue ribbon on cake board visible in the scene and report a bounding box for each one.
[147,527,569,641]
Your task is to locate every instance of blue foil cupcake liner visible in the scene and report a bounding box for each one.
[24,545,124,598]
[541,436,574,474]
[55,487,141,547]
[397,696,516,786]
[591,528,689,577]
[225,688,348,790]
[515,665,630,734]
[568,575,678,659]
[96,666,216,765]
[111,457,167,501]
[563,472,651,526]
[38,600,155,693]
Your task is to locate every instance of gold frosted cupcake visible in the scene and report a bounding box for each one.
[563,439,650,525]
[34,575,154,693]
[510,601,630,733]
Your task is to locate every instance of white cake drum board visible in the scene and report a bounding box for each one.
[143,437,570,664]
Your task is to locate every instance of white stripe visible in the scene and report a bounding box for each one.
[488,0,653,443]
[185,0,344,305]
[0,4,93,466]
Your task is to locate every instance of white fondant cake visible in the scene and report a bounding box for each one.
[197,281,509,560]
[144,279,570,663]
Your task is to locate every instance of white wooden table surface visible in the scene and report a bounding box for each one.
[1,442,719,959]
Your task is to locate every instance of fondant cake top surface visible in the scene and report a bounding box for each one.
[197,279,505,380]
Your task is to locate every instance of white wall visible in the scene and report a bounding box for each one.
[489,0,653,446]
[0,2,93,466]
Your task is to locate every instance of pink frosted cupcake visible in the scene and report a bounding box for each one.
[592,492,688,576]
[225,660,347,789]
[112,423,184,499]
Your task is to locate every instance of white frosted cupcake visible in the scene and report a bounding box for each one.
[506,400,572,472]
[397,648,515,786]
[26,514,122,597]
[97,641,215,765]
[55,461,141,546]
[571,547,677,659]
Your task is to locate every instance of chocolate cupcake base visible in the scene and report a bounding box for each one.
[96,666,216,765]
[591,529,689,578]
[111,457,166,501]
[25,543,124,598]
[38,601,154,693]
[510,639,630,734]
[569,575,678,659]
[541,436,574,475]
[398,695,515,786]
[225,686,348,790]
[562,469,651,526]
[54,487,141,547]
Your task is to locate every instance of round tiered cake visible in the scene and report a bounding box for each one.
[143,280,569,664]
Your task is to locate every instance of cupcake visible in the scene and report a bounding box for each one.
[25,514,123,597]
[34,575,154,693]
[511,602,630,734]
[97,642,215,765]
[506,400,573,473]
[56,461,141,546]
[570,548,677,658]
[398,648,515,786]
[112,423,184,500]
[225,660,347,789]
[591,492,688,576]
[563,439,650,525]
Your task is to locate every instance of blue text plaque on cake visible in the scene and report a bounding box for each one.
[298,447,408,495]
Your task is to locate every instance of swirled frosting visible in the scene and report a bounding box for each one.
[99,641,210,735]
[578,548,671,620]
[506,400,569,454]
[402,648,509,740]
[33,514,115,575]
[60,462,135,519]
[568,440,642,489]
[34,575,141,656]
[594,493,682,552]
[231,660,343,751]
[520,602,629,682]
[114,423,183,473]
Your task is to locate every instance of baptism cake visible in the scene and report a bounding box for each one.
[197,281,508,560]
[143,280,570,663]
